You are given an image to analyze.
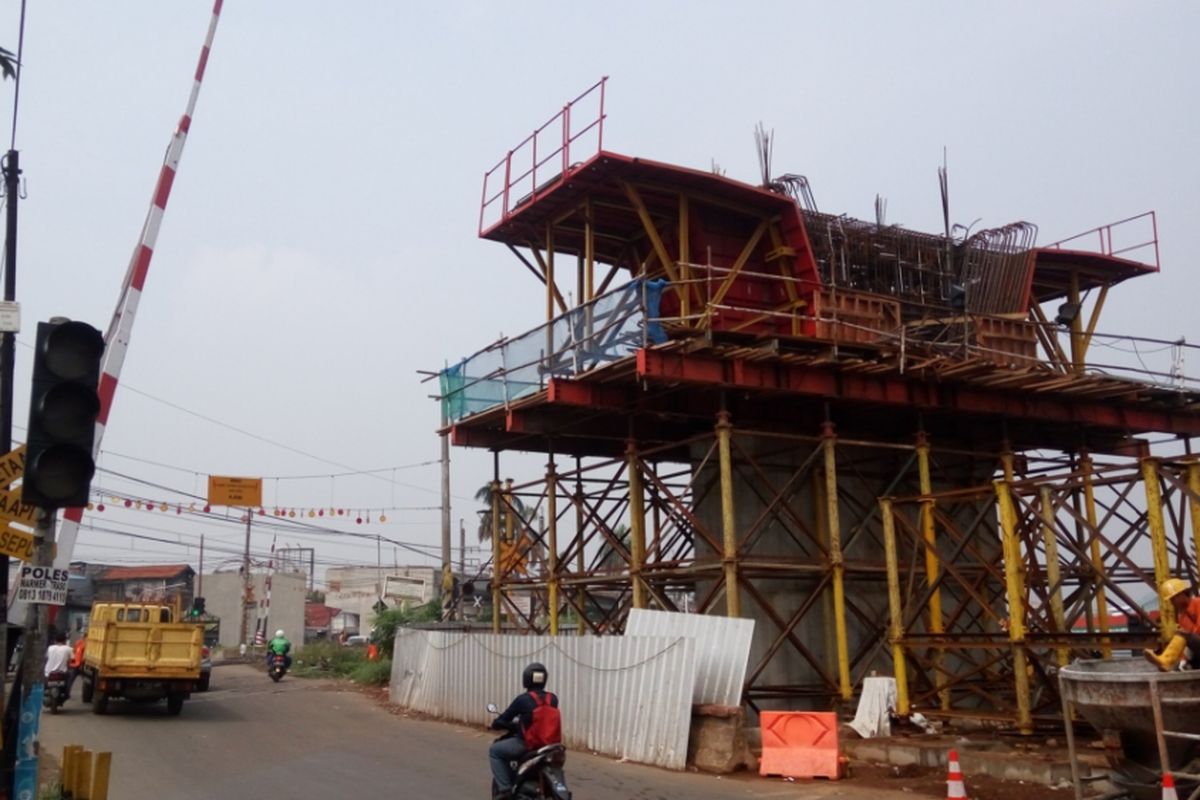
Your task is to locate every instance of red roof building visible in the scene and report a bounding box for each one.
[94,564,195,605]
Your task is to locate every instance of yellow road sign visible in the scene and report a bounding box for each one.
[0,445,25,491]
[207,475,263,507]
[0,486,37,527]
[0,524,36,562]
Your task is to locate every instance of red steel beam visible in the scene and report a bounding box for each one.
[547,378,629,409]
[637,349,1200,436]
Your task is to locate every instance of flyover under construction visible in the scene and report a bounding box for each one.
[437,78,1200,732]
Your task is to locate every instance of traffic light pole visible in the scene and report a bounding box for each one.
[12,511,53,800]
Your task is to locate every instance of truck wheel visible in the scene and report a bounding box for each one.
[167,695,184,716]
[81,678,94,703]
[92,691,108,715]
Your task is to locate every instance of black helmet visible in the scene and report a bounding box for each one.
[522,662,548,691]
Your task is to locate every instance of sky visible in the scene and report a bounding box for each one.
[0,2,1196,590]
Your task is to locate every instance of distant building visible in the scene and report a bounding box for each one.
[304,602,347,642]
[200,570,306,649]
[93,564,196,606]
[325,564,438,635]
[60,563,196,642]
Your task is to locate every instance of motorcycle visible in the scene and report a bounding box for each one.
[44,671,69,714]
[268,653,288,682]
[486,702,571,800]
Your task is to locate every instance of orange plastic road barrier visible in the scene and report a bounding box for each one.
[758,711,841,780]
[946,749,968,799]
[1162,772,1179,800]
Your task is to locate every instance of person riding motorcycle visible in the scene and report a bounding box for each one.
[267,629,292,670]
[45,632,72,679]
[489,662,560,799]
[1144,577,1200,671]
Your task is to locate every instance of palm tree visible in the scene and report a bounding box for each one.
[0,48,17,81]
[474,483,529,542]
[599,523,631,571]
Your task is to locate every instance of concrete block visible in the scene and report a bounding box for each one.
[688,707,751,773]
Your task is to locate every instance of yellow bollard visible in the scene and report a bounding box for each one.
[61,744,79,798]
[77,749,93,800]
[91,752,112,800]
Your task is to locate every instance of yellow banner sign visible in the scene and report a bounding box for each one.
[0,524,36,562]
[207,475,263,508]
[0,486,37,527]
[0,445,25,491]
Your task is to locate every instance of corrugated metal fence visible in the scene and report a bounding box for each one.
[390,630,696,769]
[625,609,754,707]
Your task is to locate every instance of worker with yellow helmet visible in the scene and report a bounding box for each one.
[1144,578,1200,671]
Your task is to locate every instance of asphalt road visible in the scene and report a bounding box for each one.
[39,663,926,800]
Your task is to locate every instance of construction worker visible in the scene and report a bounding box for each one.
[1144,578,1200,671]
[68,631,87,698]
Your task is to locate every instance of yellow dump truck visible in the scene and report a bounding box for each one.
[79,602,204,716]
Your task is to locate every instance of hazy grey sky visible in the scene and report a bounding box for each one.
[0,2,1196,586]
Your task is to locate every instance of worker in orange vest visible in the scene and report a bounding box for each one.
[1145,578,1200,671]
[68,631,87,699]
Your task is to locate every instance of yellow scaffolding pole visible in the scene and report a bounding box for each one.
[995,479,1033,734]
[916,433,947,710]
[1080,455,1111,657]
[880,498,910,716]
[1039,486,1069,667]
[627,441,648,610]
[574,465,587,636]
[815,467,837,679]
[547,459,560,635]
[491,479,502,633]
[823,423,852,700]
[1142,458,1176,640]
[1188,463,1200,585]
[716,411,740,617]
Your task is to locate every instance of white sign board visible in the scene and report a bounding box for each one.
[384,575,426,601]
[15,565,69,606]
[0,302,19,334]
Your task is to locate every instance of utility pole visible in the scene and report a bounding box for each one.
[13,512,54,798]
[0,148,20,800]
[440,407,451,603]
[240,512,251,647]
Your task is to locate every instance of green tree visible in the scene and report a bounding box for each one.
[372,600,441,656]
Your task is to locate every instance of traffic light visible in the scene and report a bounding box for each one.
[22,319,104,509]
[189,597,206,618]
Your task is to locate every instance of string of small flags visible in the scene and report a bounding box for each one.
[84,492,411,524]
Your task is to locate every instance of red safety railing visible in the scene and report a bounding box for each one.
[1044,210,1160,270]
[479,77,608,236]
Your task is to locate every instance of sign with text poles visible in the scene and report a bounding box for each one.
[207,475,263,508]
[15,564,69,606]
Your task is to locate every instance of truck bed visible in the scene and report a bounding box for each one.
[85,622,203,678]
